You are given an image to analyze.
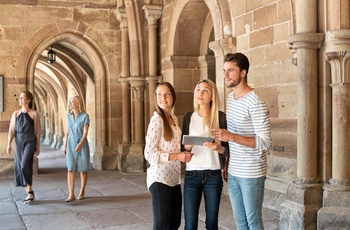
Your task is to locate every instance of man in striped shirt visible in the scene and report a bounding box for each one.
[214,52,272,230]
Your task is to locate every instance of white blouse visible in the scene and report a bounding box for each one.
[186,111,221,170]
[144,112,182,189]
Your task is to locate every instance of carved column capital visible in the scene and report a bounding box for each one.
[114,8,128,29]
[287,33,324,50]
[129,76,145,99]
[209,37,236,57]
[326,51,350,84]
[142,5,162,26]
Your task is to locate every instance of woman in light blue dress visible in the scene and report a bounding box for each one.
[63,95,91,202]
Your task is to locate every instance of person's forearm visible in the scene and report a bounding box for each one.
[229,133,256,148]
[217,145,225,154]
[168,153,178,161]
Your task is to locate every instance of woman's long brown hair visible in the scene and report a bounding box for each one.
[153,82,176,142]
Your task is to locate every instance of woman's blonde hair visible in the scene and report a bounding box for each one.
[68,95,85,113]
[193,79,220,136]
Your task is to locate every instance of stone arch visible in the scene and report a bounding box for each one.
[161,0,233,117]
[21,20,110,169]
[165,0,232,57]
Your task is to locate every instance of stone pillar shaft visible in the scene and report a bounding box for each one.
[332,84,350,178]
[294,0,317,32]
[208,37,236,111]
[121,28,130,77]
[129,78,145,144]
[296,48,318,179]
[116,8,131,144]
[328,0,350,30]
[143,4,162,119]
[281,1,324,226]
[148,24,157,76]
[319,31,350,229]
[327,51,350,180]
[293,1,318,178]
[121,80,131,143]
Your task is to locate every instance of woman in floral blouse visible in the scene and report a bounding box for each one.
[145,82,193,230]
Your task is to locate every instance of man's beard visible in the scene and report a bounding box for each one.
[225,77,241,88]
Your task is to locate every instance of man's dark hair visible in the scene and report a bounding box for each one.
[224,52,250,75]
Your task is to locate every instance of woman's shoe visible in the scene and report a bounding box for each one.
[78,194,84,200]
[65,196,76,202]
[23,191,35,204]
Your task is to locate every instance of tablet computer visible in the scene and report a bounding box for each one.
[182,135,214,146]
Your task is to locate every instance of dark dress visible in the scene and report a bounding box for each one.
[14,112,37,187]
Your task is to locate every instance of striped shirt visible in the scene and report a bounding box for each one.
[226,90,271,178]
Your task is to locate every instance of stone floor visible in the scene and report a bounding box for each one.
[0,145,280,230]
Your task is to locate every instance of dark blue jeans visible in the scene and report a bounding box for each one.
[149,182,182,230]
[184,170,223,230]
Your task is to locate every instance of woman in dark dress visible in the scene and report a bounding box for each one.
[7,91,41,204]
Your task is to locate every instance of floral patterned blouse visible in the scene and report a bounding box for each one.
[144,111,182,189]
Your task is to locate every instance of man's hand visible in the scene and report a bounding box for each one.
[212,128,233,142]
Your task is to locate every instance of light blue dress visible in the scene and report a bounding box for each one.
[66,112,91,172]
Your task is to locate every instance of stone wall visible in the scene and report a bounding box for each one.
[0,0,122,173]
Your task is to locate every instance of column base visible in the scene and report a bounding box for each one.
[318,185,350,229]
[125,145,146,173]
[280,182,323,230]
[92,146,117,170]
[117,144,130,172]
[318,207,350,229]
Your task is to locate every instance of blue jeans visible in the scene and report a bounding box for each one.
[184,170,223,230]
[227,174,266,230]
[149,182,182,230]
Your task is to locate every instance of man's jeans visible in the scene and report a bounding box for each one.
[227,174,266,230]
[149,182,182,230]
[184,170,223,230]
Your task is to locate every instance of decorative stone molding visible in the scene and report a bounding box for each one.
[129,76,145,99]
[294,177,321,185]
[142,5,162,26]
[329,178,350,187]
[146,75,159,83]
[209,37,236,57]
[326,29,350,51]
[326,51,350,84]
[115,8,128,29]
[288,33,324,50]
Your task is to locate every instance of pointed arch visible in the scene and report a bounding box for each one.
[20,19,111,168]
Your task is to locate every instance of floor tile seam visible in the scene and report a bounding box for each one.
[11,186,27,229]
[125,207,151,223]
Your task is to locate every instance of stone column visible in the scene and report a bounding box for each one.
[318,30,350,228]
[127,77,145,172]
[142,5,162,120]
[115,8,131,172]
[208,37,236,111]
[280,1,324,229]
[115,8,131,144]
[198,55,215,81]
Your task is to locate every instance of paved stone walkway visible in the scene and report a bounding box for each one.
[0,145,279,230]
